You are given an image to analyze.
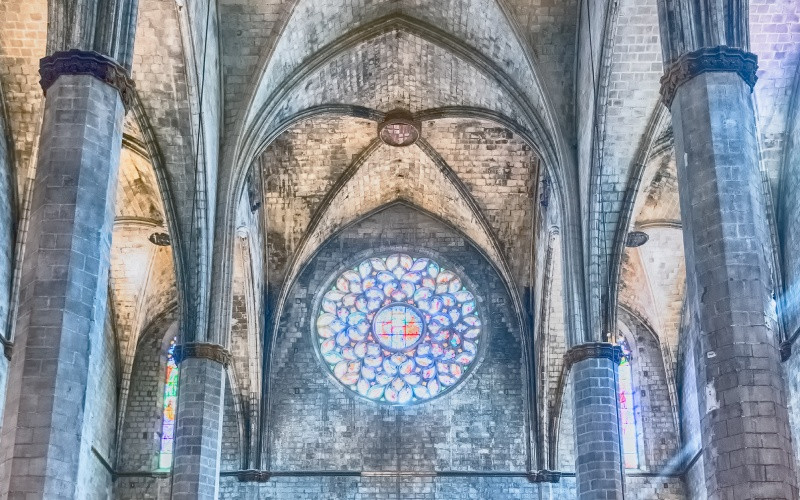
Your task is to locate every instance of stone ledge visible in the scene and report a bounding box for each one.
[173,342,232,366]
[660,46,758,107]
[39,49,135,110]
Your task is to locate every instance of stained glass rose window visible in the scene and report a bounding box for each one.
[314,253,483,404]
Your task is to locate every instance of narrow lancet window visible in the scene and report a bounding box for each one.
[618,336,639,469]
[159,337,179,469]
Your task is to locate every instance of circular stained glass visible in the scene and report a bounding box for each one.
[373,303,425,351]
[314,253,483,405]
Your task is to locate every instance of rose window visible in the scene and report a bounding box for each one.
[314,254,483,405]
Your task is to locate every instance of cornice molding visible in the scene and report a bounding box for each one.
[173,342,232,367]
[39,50,135,111]
[564,342,622,369]
[660,46,758,107]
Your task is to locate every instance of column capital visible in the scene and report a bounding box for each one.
[39,50,135,111]
[173,342,232,367]
[565,342,622,369]
[660,46,758,107]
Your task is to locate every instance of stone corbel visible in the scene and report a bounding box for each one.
[236,470,271,483]
[527,470,562,483]
[39,49,136,111]
[173,342,233,367]
[660,46,758,107]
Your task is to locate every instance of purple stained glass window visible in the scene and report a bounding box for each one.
[618,336,639,469]
[159,337,178,469]
[314,254,483,405]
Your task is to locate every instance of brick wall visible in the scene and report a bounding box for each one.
[249,203,532,497]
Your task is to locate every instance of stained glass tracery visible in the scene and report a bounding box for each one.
[618,336,639,469]
[314,254,483,405]
[159,337,178,469]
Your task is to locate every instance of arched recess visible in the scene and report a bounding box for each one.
[116,311,178,473]
[616,307,681,470]
[111,120,180,457]
[223,190,265,470]
[264,201,531,478]
[209,11,588,351]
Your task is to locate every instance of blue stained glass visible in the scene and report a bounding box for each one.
[315,254,483,405]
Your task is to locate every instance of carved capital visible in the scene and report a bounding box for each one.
[660,46,758,107]
[39,50,135,111]
[527,470,562,483]
[236,470,271,483]
[173,342,232,367]
[781,340,793,363]
[564,342,622,370]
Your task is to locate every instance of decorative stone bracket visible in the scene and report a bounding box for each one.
[660,46,758,107]
[173,342,233,367]
[39,49,136,111]
[236,470,271,483]
[527,470,562,483]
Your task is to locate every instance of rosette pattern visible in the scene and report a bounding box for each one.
[315,254,483,404]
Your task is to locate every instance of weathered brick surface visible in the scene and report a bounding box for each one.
[282,142,510,319]
[425,118,538,286]
[0,74,125,498]
[0,0,46,195]
[259,29,532,145]
[671,71,797,498]
[232,0,548,144]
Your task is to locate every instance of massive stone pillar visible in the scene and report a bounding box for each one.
[568,343,624,500]
[171,343,230,500]
[0,51,131,499]
[661,47,798,498]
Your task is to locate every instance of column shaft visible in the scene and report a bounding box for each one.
[0,74,125,498]
[671,71,797,498]
[571,347,624,499]
[171,355,226,500]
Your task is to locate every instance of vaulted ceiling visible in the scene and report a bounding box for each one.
[0,0,799,398]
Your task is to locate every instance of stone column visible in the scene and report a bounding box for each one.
[171,343,230,500]
[661,46,798,498]
[568,342,624,500]
[0,51,132,499]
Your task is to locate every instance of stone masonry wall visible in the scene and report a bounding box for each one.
[231,204,534,498]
